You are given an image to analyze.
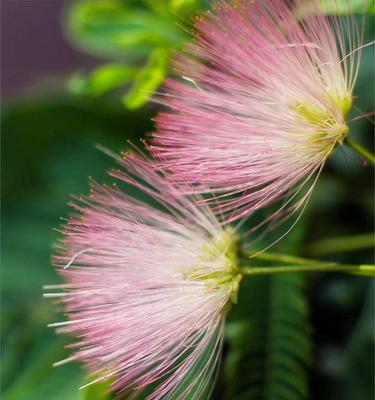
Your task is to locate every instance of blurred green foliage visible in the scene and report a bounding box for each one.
[2,1,374,400]
[66,0,205,108]
[1,96,154,399]
[318,0,375,14]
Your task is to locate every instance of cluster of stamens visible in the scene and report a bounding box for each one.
[185,228,242,306]
[292,91,352,152]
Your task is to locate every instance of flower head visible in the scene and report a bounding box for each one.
[151,0,362,223]
[46,154,242,399]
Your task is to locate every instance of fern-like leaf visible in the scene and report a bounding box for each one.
[224,272,311,400]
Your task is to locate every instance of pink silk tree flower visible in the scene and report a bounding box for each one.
[45,154,242,399]
[151,0,363,224]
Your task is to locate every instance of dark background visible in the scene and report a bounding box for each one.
[2,0,97,98]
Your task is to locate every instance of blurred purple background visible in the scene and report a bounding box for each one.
[1,0,98,99]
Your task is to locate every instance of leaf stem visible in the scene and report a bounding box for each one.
[246,251,325,265]
[240,264,375,276]
[345,137,375,165]
[243,251,375,276]
[305,233,374,255]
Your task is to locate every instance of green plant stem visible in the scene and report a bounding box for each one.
[243,251,375,276]
[345,137,375,165]
[246,251,325,265]
[306,233,375,255]
[240,264,375,276]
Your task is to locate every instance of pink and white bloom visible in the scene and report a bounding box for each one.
[46,154,241,399]
[151,0,363,223]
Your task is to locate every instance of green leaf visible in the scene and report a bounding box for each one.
[123,48,169,109]
[144,0,171,17]
[65,0,195,105]
[296,0,375,15]
[169,0,205,15]
[224,221,311,399]
[66,0,186,59]
[225,274,311,400]
[89,64,135,95]
[68,64,136,96]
